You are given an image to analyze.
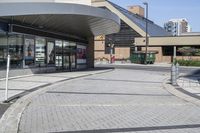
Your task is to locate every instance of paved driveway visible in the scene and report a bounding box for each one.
[19,69,200,133]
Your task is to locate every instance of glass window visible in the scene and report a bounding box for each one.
[55,40,62,67]
[69,42,76,50]
[35,38,46,65]
[0,36,8,68]
[77,44,86,70]
[24,38,35,66]
[63,41,69,55]
[47,41,55,65]
[8,36,23,68]
[69,42,76,47]
[63,41,69,47]
[105,43,115,54]
[162,46,173,56]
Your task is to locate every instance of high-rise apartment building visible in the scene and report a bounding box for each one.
[164,18,191,36]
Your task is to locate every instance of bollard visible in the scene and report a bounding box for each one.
[175,63,179,79]
[171,64,176,85]
[5,55,10,101]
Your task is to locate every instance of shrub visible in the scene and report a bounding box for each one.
[176,59,200,67]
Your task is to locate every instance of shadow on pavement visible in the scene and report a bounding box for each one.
[84,78,162,84]
[50,124,200,133]
[185,69,200,77]
[46,91,172,97]
[0,103,11,119]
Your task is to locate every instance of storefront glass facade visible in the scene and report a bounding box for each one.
[0,33,87,70]
[0,35,24,68]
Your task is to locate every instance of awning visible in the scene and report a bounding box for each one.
[0,2,120,38]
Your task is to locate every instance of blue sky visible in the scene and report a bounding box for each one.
[109,0,200,32]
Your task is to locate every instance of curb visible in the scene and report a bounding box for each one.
[0,74,34,81]
[162,78,200,106]
[0,69,114,133]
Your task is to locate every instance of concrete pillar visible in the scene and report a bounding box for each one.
[87,37,94,68]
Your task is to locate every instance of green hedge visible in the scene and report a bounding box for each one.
[176,59,200,67]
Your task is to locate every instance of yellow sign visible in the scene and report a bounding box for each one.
[95,35,105,41]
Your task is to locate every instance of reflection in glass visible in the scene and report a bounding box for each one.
[47,42,55,65]
[35,38,46,65]
[8,36,23,68]
[70,54,76,69]
[0,36,8,68]
[25,38,35,66]
[55,40,62,67]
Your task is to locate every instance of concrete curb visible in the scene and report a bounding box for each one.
[162,78,200,106]
[98,63,200,69]
[0,69,114,133]
[0,74,34,81]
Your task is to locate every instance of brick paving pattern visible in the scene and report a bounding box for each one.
[19,69,200,133]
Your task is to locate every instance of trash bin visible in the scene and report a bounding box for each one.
[130,52,156,64]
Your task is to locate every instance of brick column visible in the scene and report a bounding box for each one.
[87,37,95,68]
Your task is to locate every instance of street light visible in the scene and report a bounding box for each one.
[107,37,114,64]
[109,43,114,64]
[143,2,148,65]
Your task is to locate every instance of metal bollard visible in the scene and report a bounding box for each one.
[175,63,179,79]
[5,55,10,101]
[171,64,176,85]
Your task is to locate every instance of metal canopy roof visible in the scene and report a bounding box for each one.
[93,0,171,37]
[0,2,120,38]
[108,1,171,37]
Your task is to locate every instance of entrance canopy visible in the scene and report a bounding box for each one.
[0,2,120,38]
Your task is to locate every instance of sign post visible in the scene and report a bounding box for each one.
[5,55,10,101]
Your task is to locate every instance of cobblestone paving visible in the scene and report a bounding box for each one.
[19,69,200,133]
[177,76,200,96]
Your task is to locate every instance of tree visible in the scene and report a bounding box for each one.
[177,47,198,60]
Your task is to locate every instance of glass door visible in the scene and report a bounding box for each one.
[47,41,55,66]
[63,54,70,70]
[70,53,76,69]
[55,40,63,69]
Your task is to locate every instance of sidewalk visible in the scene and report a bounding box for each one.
[177,74,200,98]
[96,61,200,69]
[3,69,200,133]
[162,71,200,106]
[95,61,172,67]
[0,69,113,103]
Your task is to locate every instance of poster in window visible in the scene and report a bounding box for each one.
[77,45,86,64]
[25,38,35,65]
[47,42,55,64]
[35,38,46,65]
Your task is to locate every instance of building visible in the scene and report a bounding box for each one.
[135,36,200,63]
[128,5,144,17]
[164,18,191,36]
[93,0,170,63]
[0,0,120,75]
[93,1,200,64]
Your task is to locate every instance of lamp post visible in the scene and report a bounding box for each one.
[108,42,114,64]
[107,37,115,64]
[143,2,148,65]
